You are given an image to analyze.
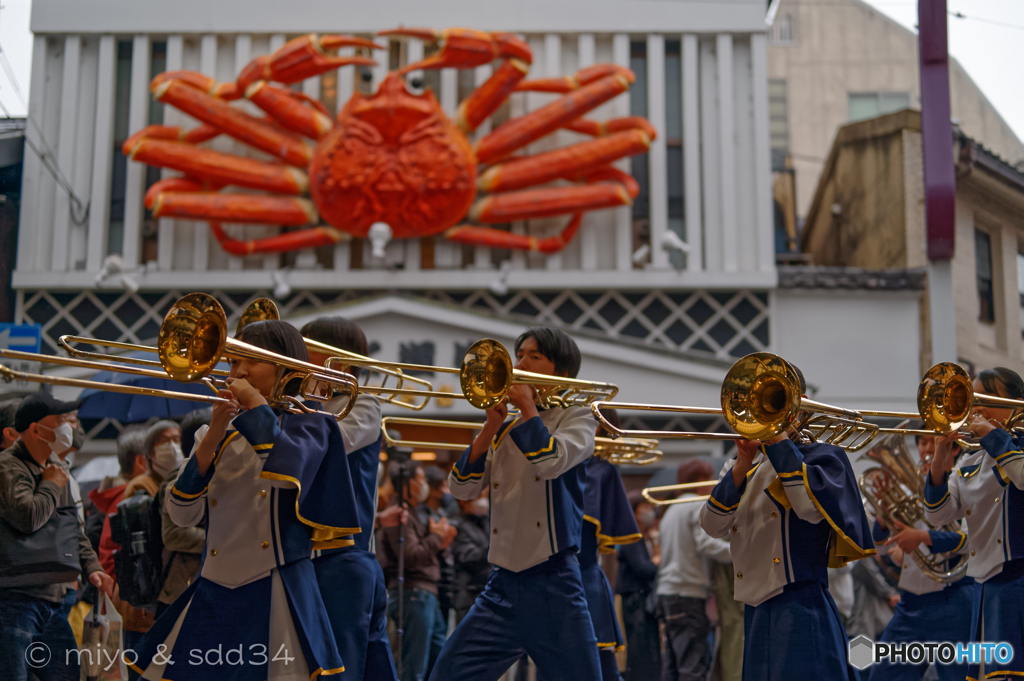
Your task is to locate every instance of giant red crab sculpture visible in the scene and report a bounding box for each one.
[124,28,656,257]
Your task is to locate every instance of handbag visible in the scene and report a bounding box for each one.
[0,505,81,586]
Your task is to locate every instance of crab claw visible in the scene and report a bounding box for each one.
[379,27,532,74]
[237,34,384,90]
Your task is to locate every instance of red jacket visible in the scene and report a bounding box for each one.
[88,483,126,578]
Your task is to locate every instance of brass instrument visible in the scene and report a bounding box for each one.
[641,480,713,506]
[917,362,1024,450]
[380,416,662,465]
[858,432,969,584]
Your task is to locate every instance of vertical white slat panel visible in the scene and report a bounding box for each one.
[158,35,183,273]
[264,33,288,272]
[86,35,117,273]
[190,34,217,271]
[731,39,756,273]
[70,38,99,271]
[294,75,321,270]
[371,41,389,90]
[50,37,80,270]
[33,39,64,272]
[543,33,563,272]
[402,39,424,272]
[577,33,598,272]
[612,33,632,272]
[716,33,737,273]
[750,33,775,273]
[435,67,460,268]
[682,34,703,272]
[699,37,721,272]
[122,35,151,270]
[51,36,81,272]
[221,34,250,273]
[647,34,668,270]
[473,61,493,270]
[16,36,48,273]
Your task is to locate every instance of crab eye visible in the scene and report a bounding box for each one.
[360,68,373,84]
[405,74,425,95]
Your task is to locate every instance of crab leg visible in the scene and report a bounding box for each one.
[455,60,530,134]
[151,71,241,100]
[245,82,334,140]
[126,139,307,194]
[153,79,313,166]
[478,130,650,194]
[564,116,658,140]
[469,184,630,223]
[124,124,221,148]
[447,213,584,254]
[475,74,633,164]
[151,193,317,226]
[210,223,348,256]
[514,64,634,93]
[236,34,382,91]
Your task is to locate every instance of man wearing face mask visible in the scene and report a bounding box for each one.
[0,392,114,681]
[376,460,457,681]
[450,489,491,624]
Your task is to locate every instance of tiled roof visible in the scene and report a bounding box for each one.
[778,266,926,291]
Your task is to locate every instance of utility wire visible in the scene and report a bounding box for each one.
[949,11,1024,32]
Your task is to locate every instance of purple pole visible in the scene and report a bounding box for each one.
[918,0,956,261]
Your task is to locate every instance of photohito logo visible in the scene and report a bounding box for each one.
[848,635,1015,670]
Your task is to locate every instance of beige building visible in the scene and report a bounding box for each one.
[767,0,1024,220]
[802,109,1024,376]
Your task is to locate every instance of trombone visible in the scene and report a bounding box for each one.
[380,416,662,465]
[917,362,1024,447]
[642,480,714,506]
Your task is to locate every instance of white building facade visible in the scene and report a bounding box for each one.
[15,0,920,460]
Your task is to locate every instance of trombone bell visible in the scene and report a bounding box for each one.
[159,293,228,382]
[459,339,513,410]
[918,362,975,434]
[721,353,802,441]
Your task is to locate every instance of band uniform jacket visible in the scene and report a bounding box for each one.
[699,439,876,607]
[924,428,1024,583]
[448,405,597,572]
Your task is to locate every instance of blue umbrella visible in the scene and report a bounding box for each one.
[78,354,228,423]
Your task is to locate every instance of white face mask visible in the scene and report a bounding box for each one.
[151,441,183,477]
[412,480,430,504]
[40,422,74,454]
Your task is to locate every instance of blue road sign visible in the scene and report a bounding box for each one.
[0,324,43,354]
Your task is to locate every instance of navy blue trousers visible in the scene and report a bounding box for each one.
[428,551,601,681]
[968,559,1024,681]
[313,548,396,681]
[868,579,974,681]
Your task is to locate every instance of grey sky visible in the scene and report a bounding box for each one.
[1,0,1022,143]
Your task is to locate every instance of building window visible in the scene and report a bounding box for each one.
[847,92,911,122]
[770,14,797,45]
[1017,251,1024,336]
[976,230,995,323]
[769,79,789,154]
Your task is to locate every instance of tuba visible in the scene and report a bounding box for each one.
[858,432,968,584]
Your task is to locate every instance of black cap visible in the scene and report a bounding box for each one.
[15,392,81,433]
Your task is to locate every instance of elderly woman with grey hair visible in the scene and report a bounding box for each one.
[123,419,182,498]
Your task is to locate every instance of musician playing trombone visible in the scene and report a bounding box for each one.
[699,366,876,681]
[430,327,603,681]
[866,431,973,681]
[301,317,397,681]
[924,367,1024,681]
[130,320,359,681]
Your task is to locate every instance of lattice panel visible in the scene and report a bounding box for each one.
[18,288,769,362]
[422,289,770,360]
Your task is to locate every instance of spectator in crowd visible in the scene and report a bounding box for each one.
[0,392,114,681]
[422,465,456,624]
[847,545,901,641]
[0,398,21,449]
[657,459,732,681]
[450,488,491,624]
[828,564,856,627]
[88,429,147,575]
[616,491,660,681]
[125,420,182,498]
[377,461,457,681]
[156,409,210,617]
